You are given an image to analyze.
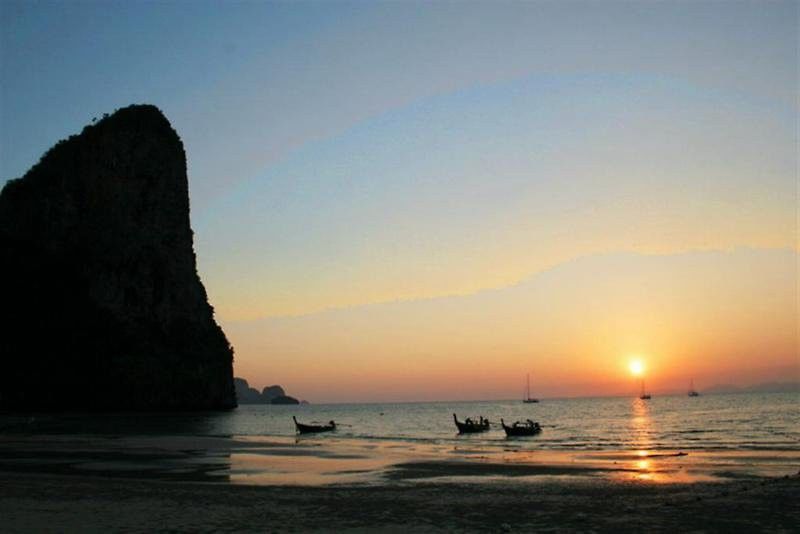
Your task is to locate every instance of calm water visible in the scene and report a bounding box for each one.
[4,392,798,453]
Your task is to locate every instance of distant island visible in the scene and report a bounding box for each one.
[701,381,799,395]
[234,378,307,405]
[0,105,236,411]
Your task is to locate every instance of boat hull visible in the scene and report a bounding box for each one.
[293,416,335,434]
[501,419,541,437]
[295,424,335,434]
[453,413,490,434]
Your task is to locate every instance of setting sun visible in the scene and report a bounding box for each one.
[0,2,797,532]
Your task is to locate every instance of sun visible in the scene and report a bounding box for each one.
[629,359,644,376]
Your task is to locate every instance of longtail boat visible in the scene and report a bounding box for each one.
[501,418,542,437]
[293,416,336,434]
[453,413,490,434]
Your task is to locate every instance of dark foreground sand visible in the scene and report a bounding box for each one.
[1,470,798,533]
[1,434,798,532]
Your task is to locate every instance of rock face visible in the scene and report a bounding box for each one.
[234,379,302,405]
[234,378,263,404]
[0,104,236,411]
[261,385,286,401]
[270,395,300,405]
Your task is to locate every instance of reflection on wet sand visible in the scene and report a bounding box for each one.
[2,432,799,487]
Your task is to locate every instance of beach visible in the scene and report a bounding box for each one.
[2,467,798,532]
[1,432,798,532]
[3,1,798,531]
[2,395,799,531]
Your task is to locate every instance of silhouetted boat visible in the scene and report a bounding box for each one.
[453,413,490,434]
[293,416,336,434]
[523,373,539,403]
[639,378,651,400]
[688,379,700,397]
[501,418,542,437]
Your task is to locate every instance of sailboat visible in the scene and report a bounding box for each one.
[523,373,539,403]
[639,378,651,400]
[688,378,699,397]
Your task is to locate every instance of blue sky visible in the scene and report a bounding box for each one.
[3,1,795,199]
[1,1,796,397]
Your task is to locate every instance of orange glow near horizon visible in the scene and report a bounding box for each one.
[226,248,798,403]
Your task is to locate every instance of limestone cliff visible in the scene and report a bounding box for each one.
[0,105,236,411]
[233,379,301,405]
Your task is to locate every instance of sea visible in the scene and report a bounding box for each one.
[3,391,798,454]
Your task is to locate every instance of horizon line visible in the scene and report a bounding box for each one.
[271,385,799,406]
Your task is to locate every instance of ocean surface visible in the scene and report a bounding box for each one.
[3,391,798,453]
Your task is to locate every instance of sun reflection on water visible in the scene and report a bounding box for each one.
[630,398,653,453]
[630,399,654,480]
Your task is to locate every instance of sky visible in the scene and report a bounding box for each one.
[1,1,797,402]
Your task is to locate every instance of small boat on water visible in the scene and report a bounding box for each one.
[523,373,539,403]
[501,418,541,437]
[639,378,651,400]
[688,378,700,397]
[453,413,490,434]
[293,416,336,434]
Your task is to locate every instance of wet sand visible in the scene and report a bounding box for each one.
[1,434,798,531]
[2,471,798,532]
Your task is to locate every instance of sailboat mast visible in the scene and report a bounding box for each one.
[526,373,530,400]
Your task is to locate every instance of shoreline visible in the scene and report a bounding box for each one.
[1,433,799,531]
[1,471,798,532]
[2,433,799,487]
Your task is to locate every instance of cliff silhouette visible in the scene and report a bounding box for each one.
[234,378,301,405]
[0,105,236,411]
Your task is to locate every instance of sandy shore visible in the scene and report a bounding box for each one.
[1,471,799,532]
[1,434,798,531]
